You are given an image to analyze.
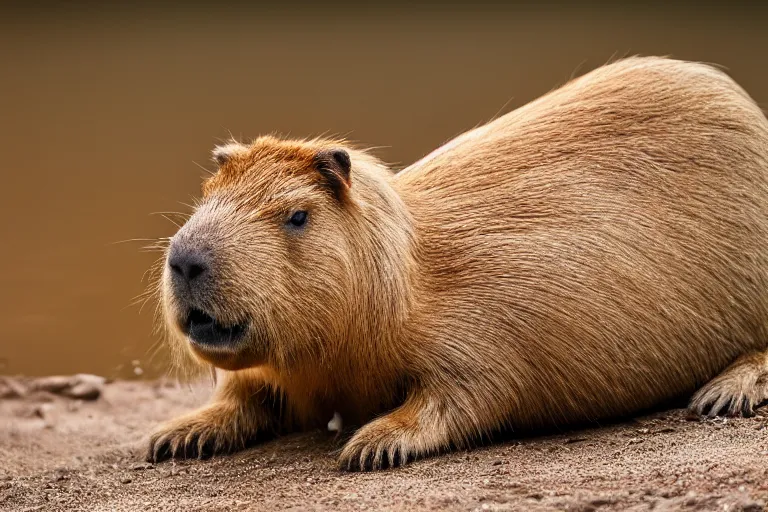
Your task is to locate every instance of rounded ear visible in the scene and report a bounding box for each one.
[314,149,352,201]
[211,143,247,166]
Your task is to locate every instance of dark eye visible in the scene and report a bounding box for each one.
[288,210,308,228]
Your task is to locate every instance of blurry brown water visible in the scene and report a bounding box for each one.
[0,4,766,378]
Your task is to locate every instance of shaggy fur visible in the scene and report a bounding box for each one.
[148,56,768,470]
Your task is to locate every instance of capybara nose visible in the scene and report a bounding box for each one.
[168,244,209,285]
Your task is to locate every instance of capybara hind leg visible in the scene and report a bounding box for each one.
[689,352,768,418]
[339,384,476,471]
[147,370,284,462]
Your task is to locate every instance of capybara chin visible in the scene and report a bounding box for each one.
[148,56,768,470]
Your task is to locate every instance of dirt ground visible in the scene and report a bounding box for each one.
[1,378,767,512]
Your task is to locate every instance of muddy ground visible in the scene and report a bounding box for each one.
[0,378,767,512]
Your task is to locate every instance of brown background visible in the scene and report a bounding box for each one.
[0,3,765,378]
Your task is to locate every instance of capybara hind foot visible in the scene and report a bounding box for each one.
[689,351,768,418]
[147,400,272,462]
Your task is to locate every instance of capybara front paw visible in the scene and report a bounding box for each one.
[338,418,419,471]
[689,383,759,417]
[147,403,247,462]
[689,357,768,418]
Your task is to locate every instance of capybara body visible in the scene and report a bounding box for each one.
[149,57,768,470]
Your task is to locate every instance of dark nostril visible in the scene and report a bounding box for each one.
[168,246,209,283]
[187,263,205,280]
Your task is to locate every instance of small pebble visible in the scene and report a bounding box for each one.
[64,382,101,401]
[327,412,343,433]
[27,374,105,401]
[32,376,72,393]
[0,377,27,398]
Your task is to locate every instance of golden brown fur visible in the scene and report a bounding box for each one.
[148,57,768,470]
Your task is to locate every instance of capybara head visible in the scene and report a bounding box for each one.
[162,136,378,371]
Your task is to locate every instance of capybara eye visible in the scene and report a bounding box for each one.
[288,210,308,228]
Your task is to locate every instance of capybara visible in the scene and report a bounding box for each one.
[148,57,768,470]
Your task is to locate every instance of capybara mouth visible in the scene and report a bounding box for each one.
[181,308,247,348]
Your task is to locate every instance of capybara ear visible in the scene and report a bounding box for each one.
[211,142,247,166]
[314,149,352,201]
